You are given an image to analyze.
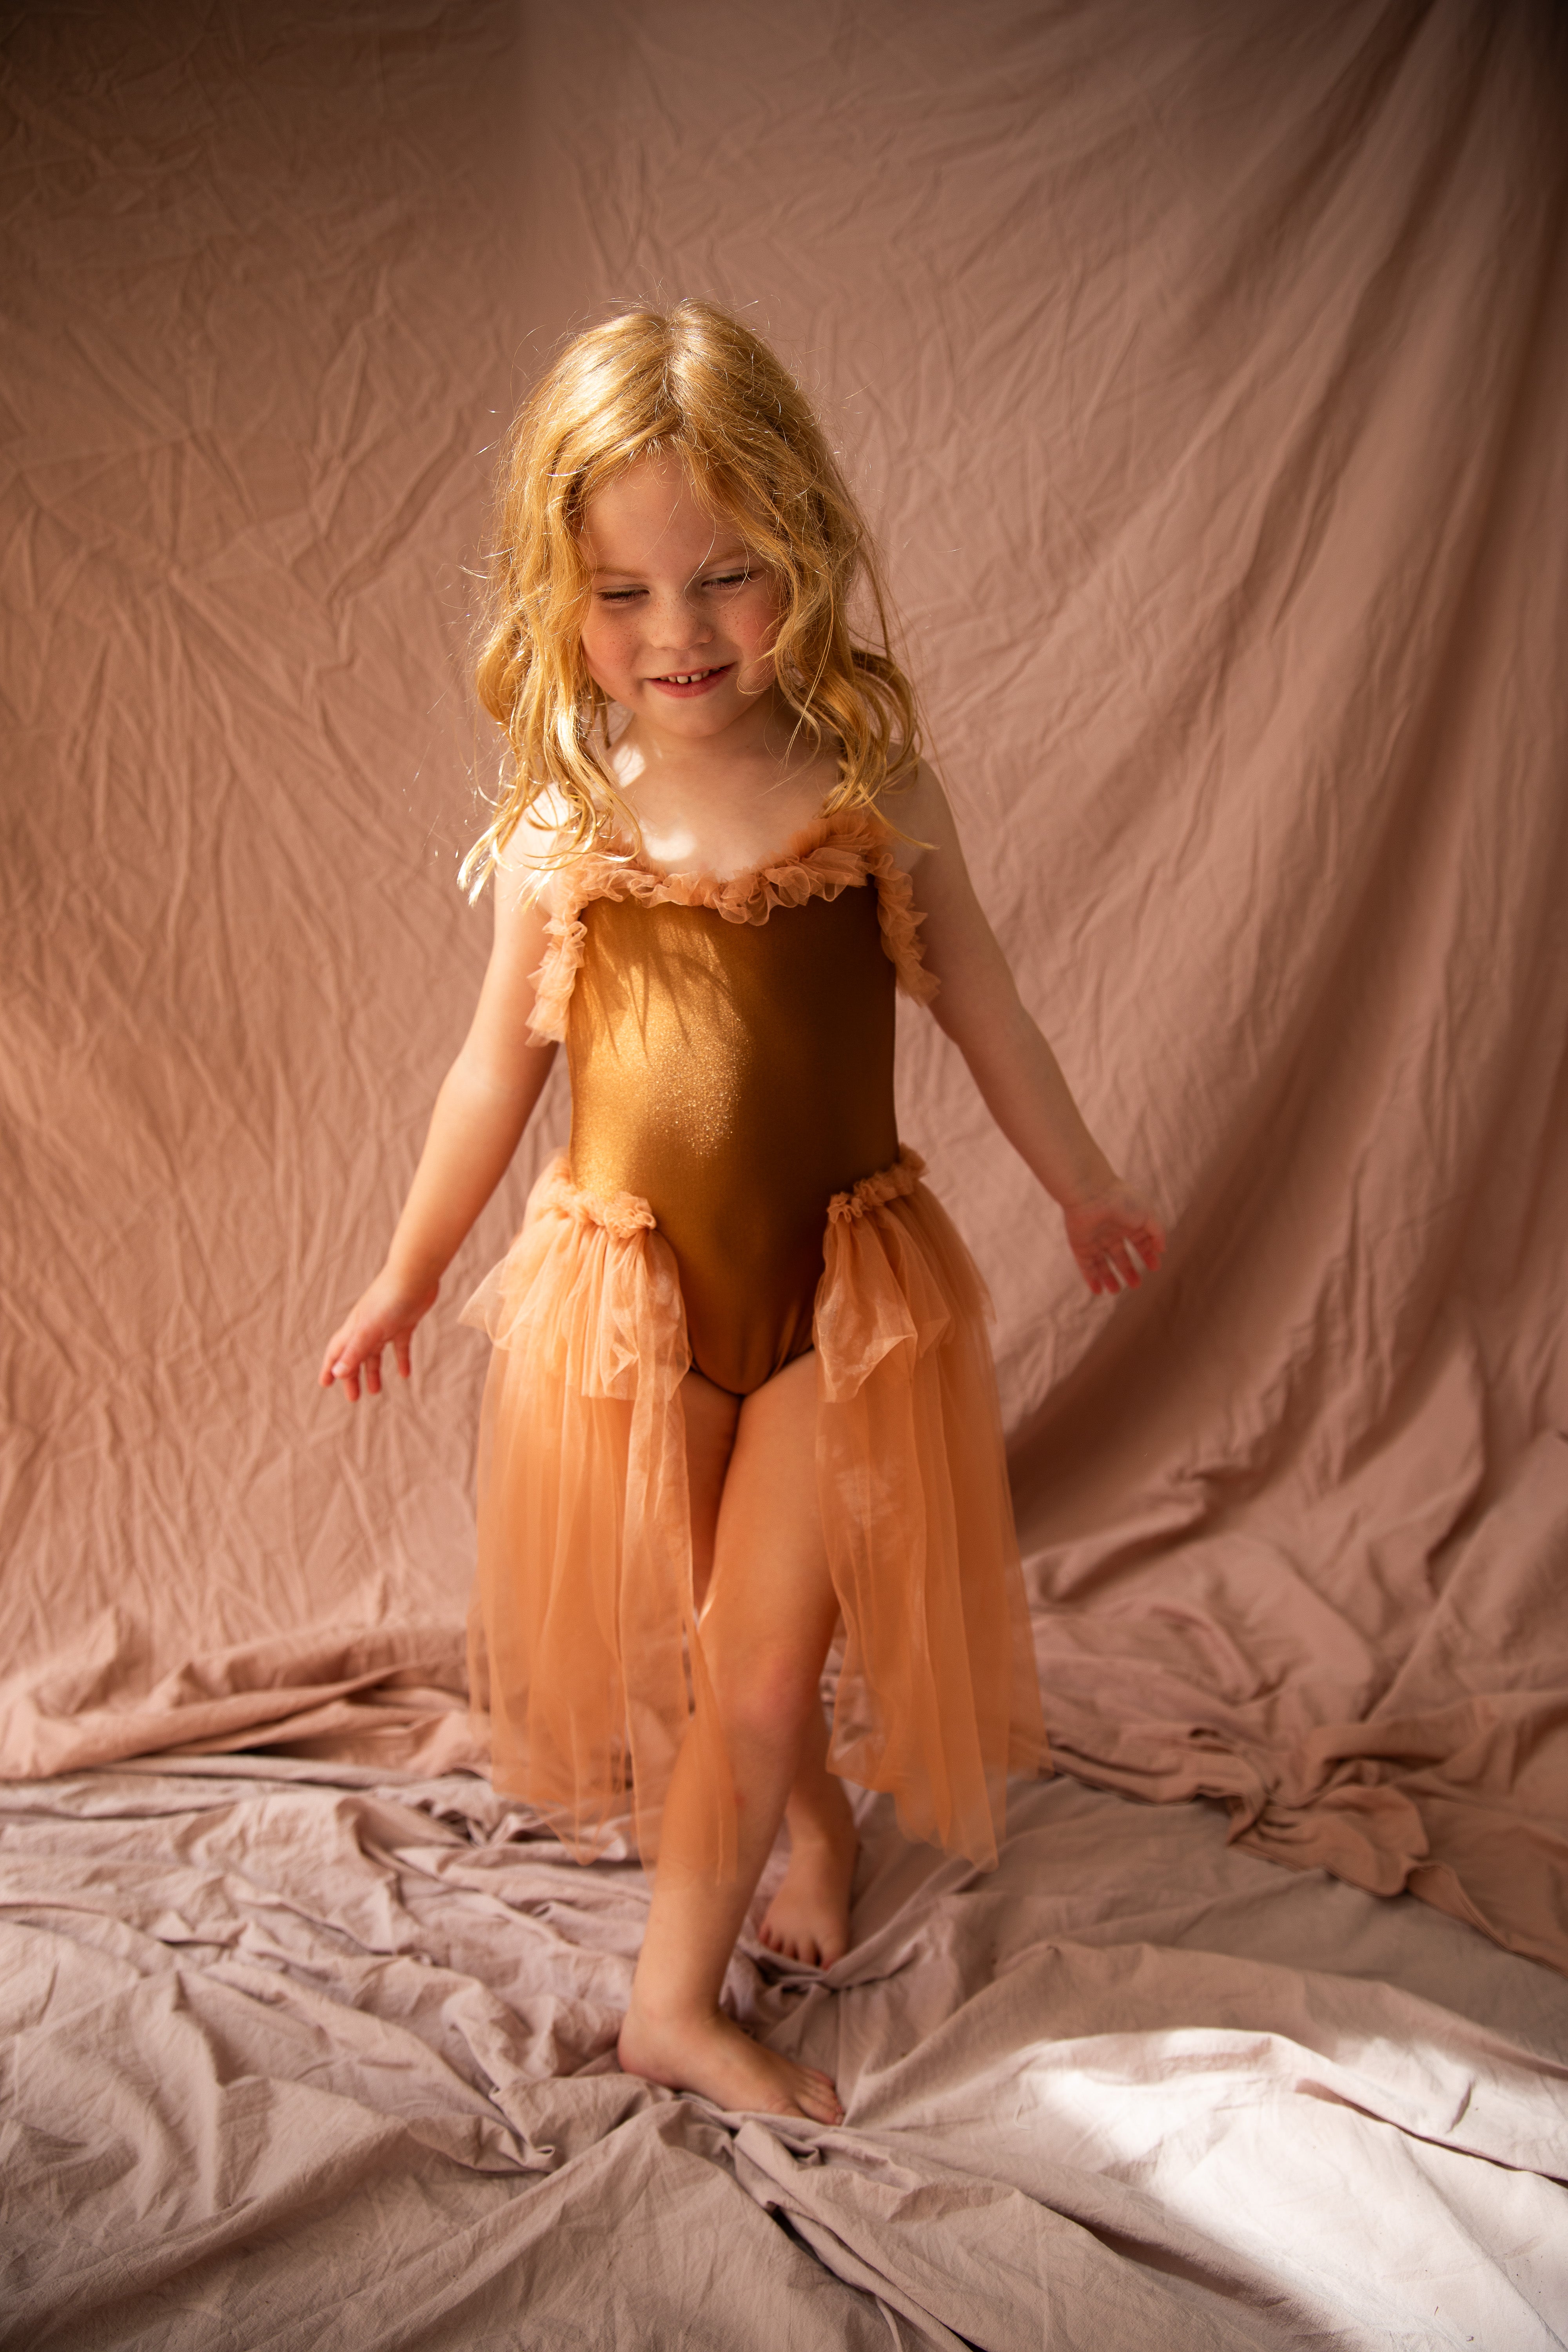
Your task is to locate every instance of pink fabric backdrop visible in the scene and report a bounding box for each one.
[4,0,1567,1982]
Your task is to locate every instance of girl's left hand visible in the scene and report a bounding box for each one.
[1063,1180,1167,1296]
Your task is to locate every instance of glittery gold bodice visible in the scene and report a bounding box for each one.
[567,883,899,1395]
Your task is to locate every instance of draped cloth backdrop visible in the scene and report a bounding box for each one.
[3,0,1566,1973]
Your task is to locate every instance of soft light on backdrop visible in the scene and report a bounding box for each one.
[3,0,1566,1977]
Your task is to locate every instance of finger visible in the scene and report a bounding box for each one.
[394,1334,413,1380]
[364,1350,383,1396]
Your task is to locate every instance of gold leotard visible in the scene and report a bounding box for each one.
[462,809,1048,1873]
[567,884,898,1396]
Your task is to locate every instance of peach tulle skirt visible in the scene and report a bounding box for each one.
[461,1148,1048,1873]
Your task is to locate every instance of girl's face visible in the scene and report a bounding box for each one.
[577,456,783,750]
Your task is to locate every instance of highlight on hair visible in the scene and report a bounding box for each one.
[461,298,922,894]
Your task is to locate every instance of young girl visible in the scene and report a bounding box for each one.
[321,300,1164,2127]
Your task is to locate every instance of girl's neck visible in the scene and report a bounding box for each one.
[608,700,842,880]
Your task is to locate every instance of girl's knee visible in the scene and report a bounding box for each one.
[713,1654,819,1751]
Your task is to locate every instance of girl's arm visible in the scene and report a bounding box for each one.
[902,769,1166,1295]
[319,865,558,1399]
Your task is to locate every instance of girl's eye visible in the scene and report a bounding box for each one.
[592,572,750,603]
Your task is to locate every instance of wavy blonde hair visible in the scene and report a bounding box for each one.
[462,299,921,892]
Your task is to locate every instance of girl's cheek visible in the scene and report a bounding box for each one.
[738,583,782,662]
[579,617,628,688]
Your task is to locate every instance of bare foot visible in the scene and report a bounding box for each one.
[618,2004,844,2124]
[758,1801,858,1967]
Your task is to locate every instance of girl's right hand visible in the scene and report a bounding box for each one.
[1062,1179,1167,1296]
[319,1270,439,1402]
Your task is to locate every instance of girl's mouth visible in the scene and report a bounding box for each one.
[646,664,732,698]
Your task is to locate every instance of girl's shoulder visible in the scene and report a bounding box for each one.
[492,788,614,917]
[873,758,947,878]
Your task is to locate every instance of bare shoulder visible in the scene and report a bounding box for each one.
[878,759,963,877]
[491,790,581,920]
[474,810,564,1040]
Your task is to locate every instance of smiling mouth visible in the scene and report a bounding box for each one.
[649,665,729,686]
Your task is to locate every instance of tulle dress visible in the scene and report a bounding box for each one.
[461,807,1048,1872]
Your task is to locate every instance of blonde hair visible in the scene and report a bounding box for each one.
[462,299,921,892]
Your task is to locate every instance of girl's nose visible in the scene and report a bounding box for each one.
[647,588,713,646]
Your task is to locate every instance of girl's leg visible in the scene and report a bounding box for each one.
[686,1361,858,1971]
[681,1363,740,1602]
[618,1350,847,2121]
[758,1705,858,1968]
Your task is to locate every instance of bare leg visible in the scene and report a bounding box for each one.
[687,1363,858,1969]
[681,1363,740,1612]
[618,1351,846,2122]
[757,1706,858,1967]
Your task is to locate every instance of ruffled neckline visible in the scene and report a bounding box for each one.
[525,805,937,1043]
[562,804,888,907]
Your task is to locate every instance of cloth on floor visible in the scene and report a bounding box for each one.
[4,0,1566,2004]
[3,1762,1565,2348]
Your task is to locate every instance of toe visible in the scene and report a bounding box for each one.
[800,2068,841,2115]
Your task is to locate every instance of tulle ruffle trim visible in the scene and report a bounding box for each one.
[829,1145,924,1224]
[461,1149,1048,1874]
[526,810,937,1045]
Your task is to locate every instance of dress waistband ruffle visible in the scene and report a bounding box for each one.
[827,1143,925,1223]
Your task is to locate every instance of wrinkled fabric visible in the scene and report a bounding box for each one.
[5,0,1568,2333]
[4,0,1564,1969]
[1,1761,1565,2348]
